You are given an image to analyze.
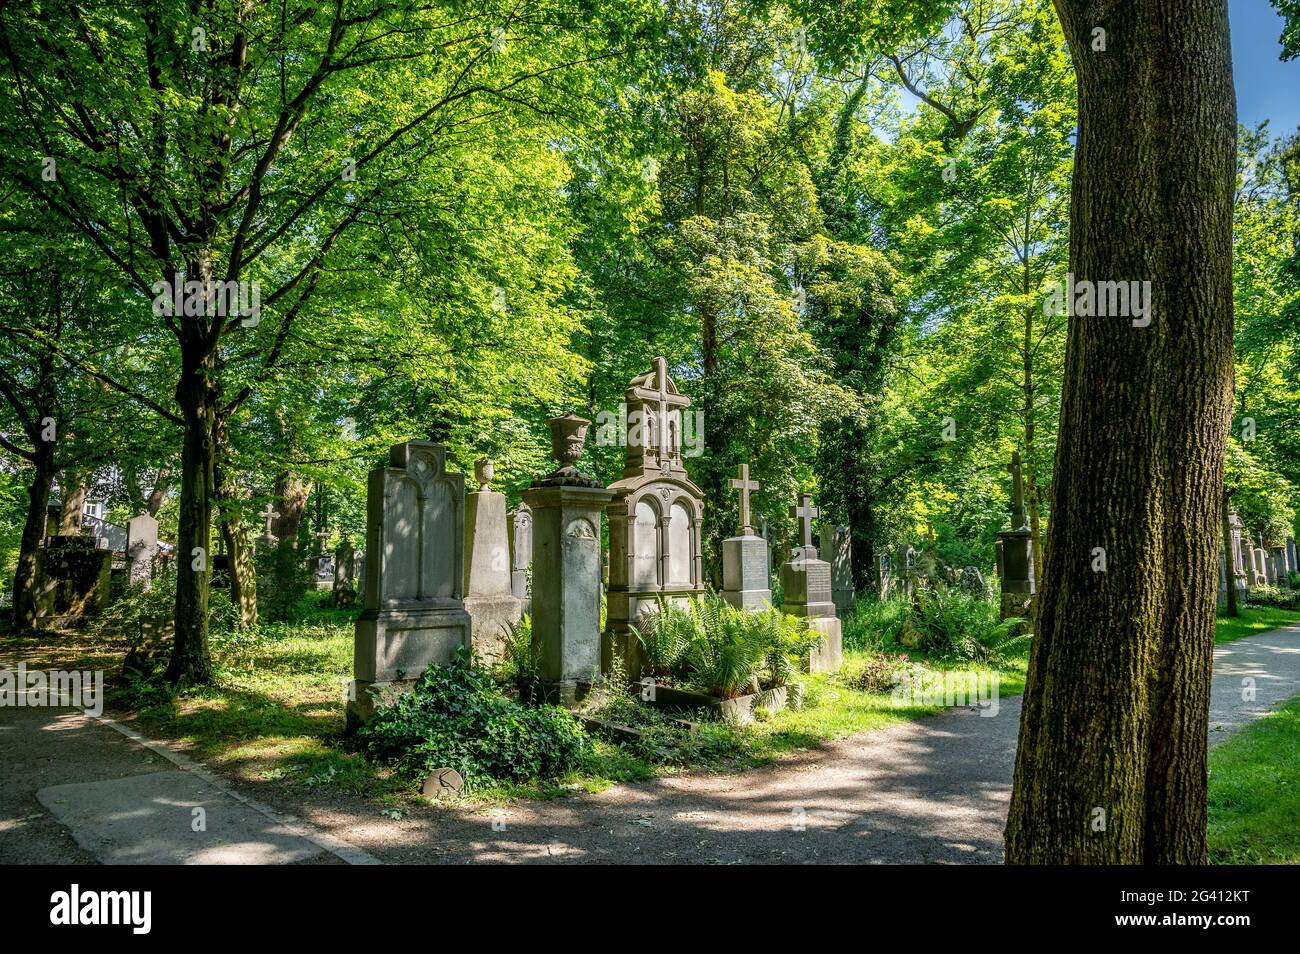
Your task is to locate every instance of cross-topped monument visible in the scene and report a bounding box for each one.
[260,501,279,538]
[1008,450,1028,531]
[792,493,820,554]
[624,355,692,475]
[729,463,760,535]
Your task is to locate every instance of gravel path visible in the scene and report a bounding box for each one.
[4,623,1299,865]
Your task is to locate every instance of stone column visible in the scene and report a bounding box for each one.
[522,414,613,706]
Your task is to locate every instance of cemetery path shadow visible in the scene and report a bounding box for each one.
[5,623,1299,864]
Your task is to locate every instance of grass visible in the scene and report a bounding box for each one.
[1208,694,1300,864]
[1214,606,1300,644]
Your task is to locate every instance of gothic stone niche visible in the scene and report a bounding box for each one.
[605,358,706,677]
[350,441,472,728]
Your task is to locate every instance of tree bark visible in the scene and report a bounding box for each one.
[12,437,56,628]
[1006,0,1236,864]
[166,343,217,685]
[58,471,87,533]
[215,418,257,630]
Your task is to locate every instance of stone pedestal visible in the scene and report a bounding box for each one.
[522,483,614,706]
[997,527,1035,623]
[721,535,771,610]
[780,547,842,674]
[349,442,472,728]
[463,469,523,664]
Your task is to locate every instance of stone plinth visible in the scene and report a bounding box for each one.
[522,483,614,706]
[349,442,472,728]
[721,535,771,610]
[463,473,523,663]
[997,527,1035,623]
[780,548,841,674]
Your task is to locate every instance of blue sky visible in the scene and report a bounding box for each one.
[1231,0,1298,133]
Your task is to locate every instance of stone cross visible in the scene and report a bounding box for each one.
[260,502,279,537]
[651,355,673,460]
[1009,451,1028,530]
[729,463,760,535]
[791,493,819,552]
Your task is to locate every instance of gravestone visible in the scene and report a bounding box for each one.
[332,536,357,607]
[1288,537,1298,577]
[1217,552,1228,607]
[1270,546,1288,586]
[819,524,854,617]
[1228,512,1249,601]
[720,464,771,611]
[33,535,113,627]
[510,502,533,611]
[462,458,523,664]
[605,358,706,677]
[997,451,1036,625]
[523,413,614,705]
[126,514,159,591]
[256,502,279,552]
[779,494,842,673]
[349,441,472,728]
[877,550,893,600]
[959,565,985,597]
[1252,535,1268,586]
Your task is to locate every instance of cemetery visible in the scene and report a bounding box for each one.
[1,0,1299,877]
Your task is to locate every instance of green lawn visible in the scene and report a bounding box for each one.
[1214,606,1300,644]
[1209,694,1300,864]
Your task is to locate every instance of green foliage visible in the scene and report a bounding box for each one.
[904,584,1027,663]
[844,653,911,694]
[842,596,908,652]
[91,564,240,645]
[256,545,313,623]
[359,650,588,790]
[1247,585,1300,611]
[494,615,539,686]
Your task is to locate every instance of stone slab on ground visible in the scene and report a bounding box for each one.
[37,770,331,865]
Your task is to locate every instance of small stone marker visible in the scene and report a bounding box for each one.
[422,768,465,798]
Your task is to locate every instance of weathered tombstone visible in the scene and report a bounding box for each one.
[780,494,842,673]
[509,502,533,610]
[332,536,357,607]
[959,565,985,597]
[126,513,159,590]
[605,358,705,676]
[1270,546,1288,586]
[522,413,614,705]
[876,550,892,600]
[33,535,113,627]
[462,457,523,664]
[348,441,472,728]
[1228,512,1249,600]
[721,464,771,611]
[1287,537,1298,578]
[256,501,279,552]
[819,524,854,617]
[1252,534,1269,586]
[997,451,1036,623]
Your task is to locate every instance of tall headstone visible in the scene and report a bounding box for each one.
[510,502,533,611]
[1270,546,1288,586]
[819,524,854,617]
[522,413,614,705]
[779,494,842,673]
[1228,512,1249,601]
[349,441,472,728]
[721,464,771,610]
[1287,537,1298,578]
[332,536,357,607]
[605,358,706,676]
[997,450,1036,623]
[126,513,159,590]
[877,550,893,600]
[463,458,523,663]
[1252,533,1268,586]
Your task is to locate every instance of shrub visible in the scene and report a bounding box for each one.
[630,600,694,678]
[494,614,538,686]
[842,596,907,652]
[1248,585,1300,610]
[845,653,911,694]
[358,649,588,789]
[903,585,1027,663]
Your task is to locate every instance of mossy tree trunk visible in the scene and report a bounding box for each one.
[1006,0,1236,863]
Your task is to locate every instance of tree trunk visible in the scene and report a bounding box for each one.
[215,419,257,630]
[12,438,56,628]
[1006,0,1236,864]
[166,345,218,685]
[1220,491,1238,617]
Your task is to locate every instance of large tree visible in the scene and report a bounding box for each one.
[1006,0,1237,863]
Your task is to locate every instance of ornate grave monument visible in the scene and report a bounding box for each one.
[522,413,614,705]
[780,494,842,673]
[720,464,771,610]
[349,441,472,727]
[997,450,1036,623]
[604,358,705,676]
[510,502,533,611]
[463,457,523,663]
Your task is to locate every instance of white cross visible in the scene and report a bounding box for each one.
[792,494,819,551]
[651,356,672,460]
[729,464,760,535]
[260,502,279,537]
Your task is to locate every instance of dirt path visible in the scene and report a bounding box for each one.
[4,623,1299,864]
